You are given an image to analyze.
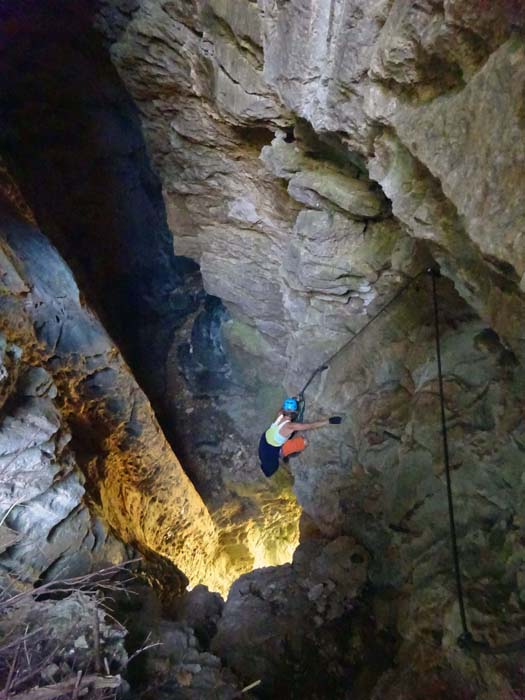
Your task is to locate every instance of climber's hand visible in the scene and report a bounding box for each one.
[328,416,342,424]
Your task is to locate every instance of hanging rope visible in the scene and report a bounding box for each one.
[295,267,525,655]
[430,269,525,656]
[431,269,470,639]
[292,269,426,429]
[297,268,428,400]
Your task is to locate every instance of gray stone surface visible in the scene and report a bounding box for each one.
[211,536,369,694]
[117,583,242,699]
[0,343,125,583]
[95,6,525,695]
[259,0,389,151]
[375,39,525,279]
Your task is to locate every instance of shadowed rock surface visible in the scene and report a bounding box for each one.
[96,0,525,695]
[0,1,303,588]
[0,164,225,592]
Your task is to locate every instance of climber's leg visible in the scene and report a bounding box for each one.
[281,436,308,459]
[259,433,280,477]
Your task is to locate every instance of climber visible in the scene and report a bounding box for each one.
[258,397,342,477]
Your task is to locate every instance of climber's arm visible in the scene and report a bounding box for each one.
[281,418,329,435]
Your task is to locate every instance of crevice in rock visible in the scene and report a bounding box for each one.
[294,118,367,176]
[0,3,304,604]
[231,124,276,149]
[371,128,525,356]
[202,5,263,67]
[0,2,221,463]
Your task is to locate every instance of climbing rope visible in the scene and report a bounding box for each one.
[293,269,426,427]
[295,267,525,655]
[297,268,428,400]
[430,269,525,656]
[431,269,470,640]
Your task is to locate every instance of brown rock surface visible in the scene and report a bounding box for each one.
[0,167,225,592]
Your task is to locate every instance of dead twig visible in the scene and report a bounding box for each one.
[126,641,162,664]
[0,560,140,610]
[8,645,60,694]
[241,679,261,694]
[0,629,42,655]
[2,638,22,699]
[22,626,31,669]
[0,499,25,529]
[7,673,121,700]
[0,563,137,699]
[93,597,102,675]
[71,670,82,700]
[125,631,161,664]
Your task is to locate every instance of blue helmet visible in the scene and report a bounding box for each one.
[282,397,298,412]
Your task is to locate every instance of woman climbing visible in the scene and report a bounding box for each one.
[258,397,342,477]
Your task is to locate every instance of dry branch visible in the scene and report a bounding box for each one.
[2,638,22,699]
[71,671,82,700]
[6,673,121,699]
[241,680,261,693]
[0,560,140,610]
[93,600,102,675]
[0,562,138,698]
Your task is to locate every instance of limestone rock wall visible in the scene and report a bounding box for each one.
[0,171,128,584]
[0,3,302,588]
[0,165,225,592]
[1,0,524,696]
[94,1,525,695]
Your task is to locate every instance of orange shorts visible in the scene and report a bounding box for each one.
[282,436,306,458]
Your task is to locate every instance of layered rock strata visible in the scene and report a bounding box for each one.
[92,0,525,696]
[1,0,524,697]
[0,166,226,592]
[0,3,302,585]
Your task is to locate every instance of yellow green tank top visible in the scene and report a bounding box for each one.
[265,414,290,447]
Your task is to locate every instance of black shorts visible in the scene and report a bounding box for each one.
[258,433,280,477]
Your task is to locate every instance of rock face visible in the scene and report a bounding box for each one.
[0,165,227,592]
[0,168,128,583]
[89,0,525,696]
[0,2,302,591]
[212,536,370,696]
[121,583,243,699]
[1,0,525,697]
[100,0,525,367]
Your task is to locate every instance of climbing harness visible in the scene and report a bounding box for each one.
[294,267,525,655]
